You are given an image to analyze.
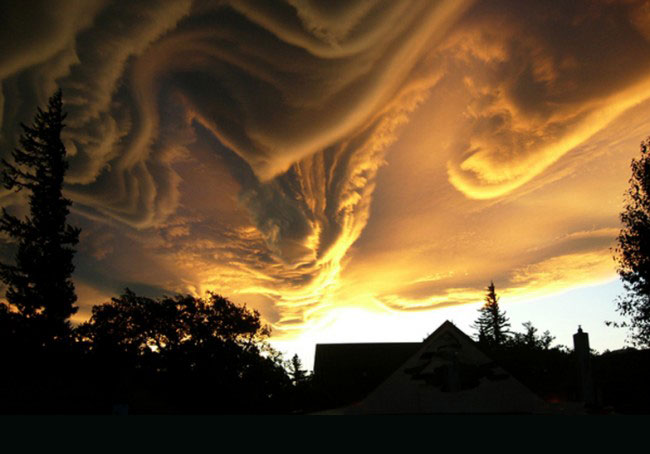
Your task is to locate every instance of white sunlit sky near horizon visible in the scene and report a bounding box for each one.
[271,278,630,370]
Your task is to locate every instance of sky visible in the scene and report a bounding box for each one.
[1,0,649,368]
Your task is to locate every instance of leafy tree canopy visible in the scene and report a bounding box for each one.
[78,289,274,362]
[612,137,650,347]
[76,290,292,412]
[511,321,555,350]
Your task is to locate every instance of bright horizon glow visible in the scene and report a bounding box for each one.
[271,277,630,371]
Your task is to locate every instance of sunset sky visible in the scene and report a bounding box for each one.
[1,0,649,367]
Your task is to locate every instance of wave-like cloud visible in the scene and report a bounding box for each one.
[2,0,650,336]
[0,0,471,329]
[444,0,650,199]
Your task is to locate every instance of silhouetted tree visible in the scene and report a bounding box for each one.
[472,281,510,347]
[0,90,80,346]
[511,321,555,350]
[612,137,650,347]
[78,290,270,356]
[76,290,292,413]
[288,353,308,385]
[285,353,319,413]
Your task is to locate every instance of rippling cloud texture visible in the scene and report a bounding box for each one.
[1,0,650,341]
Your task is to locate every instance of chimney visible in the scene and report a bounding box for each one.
[573,326,595,406]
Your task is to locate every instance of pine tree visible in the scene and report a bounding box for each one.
[472,281,510,347]
[612,137,650,347]
[0,89,80,346]
[288,354,308,386]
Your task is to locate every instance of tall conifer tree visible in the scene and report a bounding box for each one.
[0,90,80,345]
[472,281,511,347]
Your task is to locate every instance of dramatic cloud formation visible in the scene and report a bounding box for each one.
[2,0,650,353]
[444,0,650,198]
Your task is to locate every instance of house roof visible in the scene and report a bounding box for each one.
[314,320,550,414]
[314,342,420,408]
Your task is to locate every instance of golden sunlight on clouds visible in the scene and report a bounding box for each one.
[448,77,650,199]
[2,0,650,358]
[509,250,617,300]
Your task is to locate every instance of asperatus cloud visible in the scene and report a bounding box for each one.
[1,0,649,341]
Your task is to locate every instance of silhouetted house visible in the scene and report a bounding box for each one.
[314,342,420,407]
[313,320,560,414]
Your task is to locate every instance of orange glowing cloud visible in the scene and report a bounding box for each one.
[2,0,650,355]
[441,0,650,199]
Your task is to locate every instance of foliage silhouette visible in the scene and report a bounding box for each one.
[612,137,650,347]
[76,290,292,413]
[472,281,511,347]
[511,321,555,350]
[288,353,309,385]
[0,89,80,347]
[285,353,319,412]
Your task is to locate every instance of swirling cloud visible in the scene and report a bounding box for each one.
[444,0,650,199]
[37,0,468,231]
[0,1,471,330]
[2,0,649,351]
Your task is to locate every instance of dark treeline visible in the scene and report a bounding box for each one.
[0,290,313,414]
[471,282,650,413]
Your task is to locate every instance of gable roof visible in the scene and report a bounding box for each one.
[339,321,547,414]
[314,342,421,408]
